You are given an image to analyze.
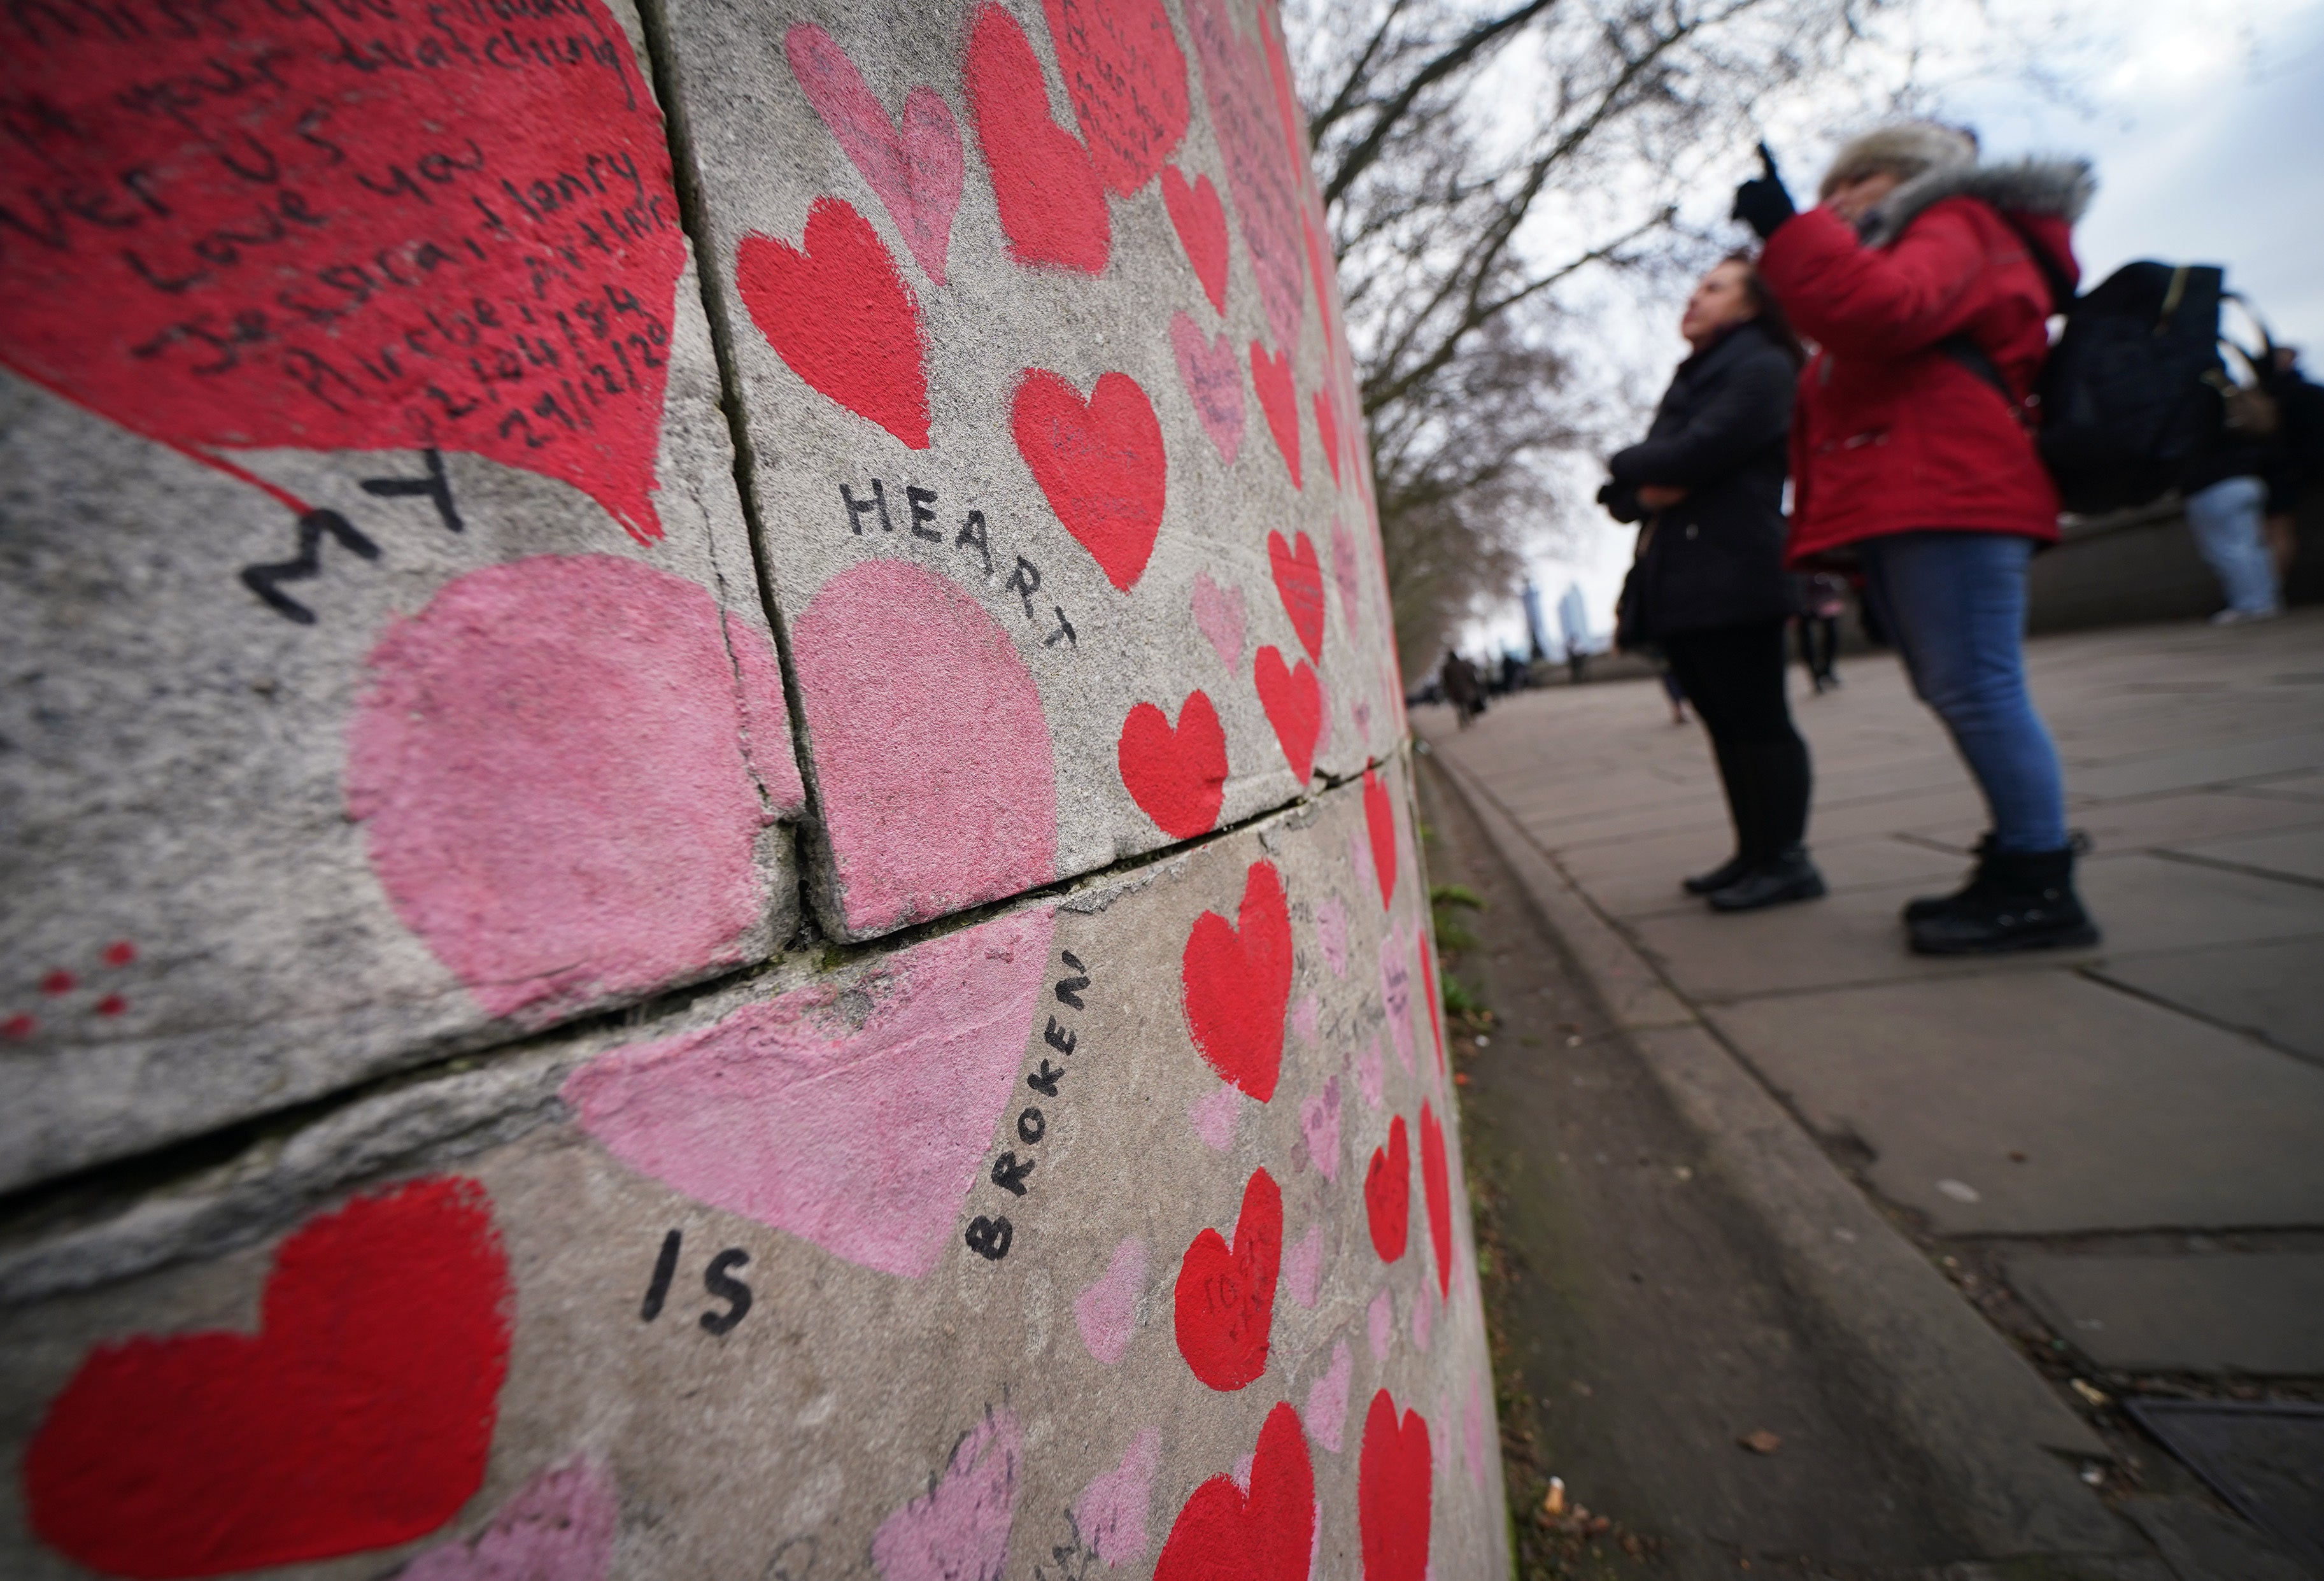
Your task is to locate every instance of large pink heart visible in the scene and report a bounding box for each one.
[785,24,965,285]
[565,908,1058,1278]
[1172,312,1245,464]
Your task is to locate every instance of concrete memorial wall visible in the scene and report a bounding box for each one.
[0,0,1505,1574]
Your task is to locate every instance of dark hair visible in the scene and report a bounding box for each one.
[1718,250,1806,365]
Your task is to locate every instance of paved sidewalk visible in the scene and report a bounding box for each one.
[1421,613,2324,1412]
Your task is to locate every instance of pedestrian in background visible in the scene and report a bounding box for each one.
[2263,344,2319,585]
[2182,346,2285,623]
[1440,649,1482,727]
[1793,571,1847,691]
[1736,122,2100,954]
[1604,253,1824,911]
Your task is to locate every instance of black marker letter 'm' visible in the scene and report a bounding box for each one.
[700,1247,753,1335]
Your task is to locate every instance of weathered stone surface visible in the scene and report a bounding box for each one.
[0,0,805,1191]
[656,0,1408,939]
[2006,1252,2324,1375]
[0,767,1506,1579]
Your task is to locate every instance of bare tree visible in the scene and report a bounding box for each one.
[1287,0,1911,670]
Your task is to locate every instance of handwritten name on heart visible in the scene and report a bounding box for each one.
[1187,0,1307,353]
[785,25,964,285]
[1012,367,1166,592]
[737,197,930,449]
[1163,166,1230,313]
[1421,1100,1454,1298]
[1173,1166,1284,1391]
[1268,529,1326,661]
[873,1408,1024,1581]
[1363,770,1398,908]
[1249,341,1302,488]
[966,3,1109,273]
[1253,645,1322,783]
[1364,1116,1410,1262]
[1359,1390,1433,1581]
[1172,313,1245,464]
[1155,1401,1314,1581]
[25,1179,511,1577]
[565,908,1056,1277]
[1042,0,1189,196]
[0,0,685,541]
[1180,858,1293,1102]
[1119,691,1228,839]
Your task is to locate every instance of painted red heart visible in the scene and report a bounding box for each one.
[0,0,685,543]
[1313,387,1342,486]
[1180,858,1293,1101]
[1364,1115,1410,1262]
[785,24,965,285]
[1364,769,1397,908]
[1155,1400,1314,1581]
[1417,944,1445,1073]
[1012,368,1166,592]
[1253,645,1321,783]
[965,3,1110,274]
[1163,166,1230,315]
[1419,1100,1453,1298]
[1268,529,1325,662]
[24,1178,511,1577]
[1249,341,1302,487]
[1188,0,1306,353]
[737,197,930,450]
[1359,1389,1432,1581]
[1042,0,1190,196]
[1173,1166,1284,1391]
[1120,690,1228,839]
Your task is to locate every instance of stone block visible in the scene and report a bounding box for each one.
[651,0,1408,939]
[0,765,1506,1579]
[0,0,807,1191]
[2006,1252,2324,1375]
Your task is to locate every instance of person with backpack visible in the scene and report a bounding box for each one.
[1734,124,2101,954]
[1603,253,1823,911]
[2181,351,2286,623]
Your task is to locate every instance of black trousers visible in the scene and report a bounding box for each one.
[1661,620,1812,859]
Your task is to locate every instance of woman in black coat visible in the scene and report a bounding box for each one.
[1606,255,1822,910]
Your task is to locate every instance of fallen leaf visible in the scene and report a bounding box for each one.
[1738,1430,1782,1455]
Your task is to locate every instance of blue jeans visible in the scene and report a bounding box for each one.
[1858,531,2068,853]
[2185,476,2281,614]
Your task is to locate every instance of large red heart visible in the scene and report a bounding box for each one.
[1359,1389,1432,1581]
[1042,0,1190,196]
[1314,387,1342,486]
[1364,1116,1410,1262]
[1363,770,1398,908]
[1155,1400,1314,1581]
[1419,1100,1454,1298]
[1180,858,1293,1100]
[1163,166,1231,315]
[1249,342,1302,488]
[785,24,965,285]
[1013,368,1166,592]
[1173,1166,1284,1391]
[1268,530,1325,662]
[1252,646,1321,783]
[1120,691,1228,839]
[1187,0,1306,353]
[737,198,930,450]
[0,0,685,542]
[965,3,1110,274]
[24,1178,511,1578]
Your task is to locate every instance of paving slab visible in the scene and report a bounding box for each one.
[2006,1252,2324,1375]
[1920,790,2324,855]
[1706,972,2324,1235]
[1587,833,1971,923]
[2064,733,2324,800]
[2167,826,2324,884]
[2090,937,2324,1063]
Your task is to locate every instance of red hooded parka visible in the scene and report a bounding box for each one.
[1757,160,2091,565]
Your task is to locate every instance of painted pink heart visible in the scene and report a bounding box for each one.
[1268,529,1325,661]
[1284,1222,1324,1308]
[1076,1237,1148,1365]
[1303,1340,1354,1454]
[1014,368,1167,592]
[1254,644,1321,783]
[1163,166,1231,313]
[786,24,965,285]
[1331,520,1363,635]
[1042,0,1189,195]
[875,1409,1024,1581]
[402,1456,617,1581]
[1191,571,1246,671]
[1300,1075,1342,1182]
[1172,312,1245,464]
[965,3,1109,273]
[1249,341,1301,488]
[1378,932,1414,1075]
[1314,893,1349,977]
[737,197,932,450]
[1075,1426,1162,1568]
[564,907,1056,1278]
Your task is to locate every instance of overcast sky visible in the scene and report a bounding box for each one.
[1471,0,2324,658]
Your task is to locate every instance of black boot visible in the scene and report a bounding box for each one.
[1683,738,1754,895]
[1904,835,1995,923]
[1707,844,1827,911]
[1907,846,2099,955]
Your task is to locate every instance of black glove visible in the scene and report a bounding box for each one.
[1732,140,1796,240]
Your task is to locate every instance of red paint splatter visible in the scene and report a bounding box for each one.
[39,970,74,996]
[102,941,136,967]
[94,995,127,1017]
[3,1015,34,1040]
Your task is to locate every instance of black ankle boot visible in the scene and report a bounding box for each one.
[1685,740,1756,895]
[1904,835,1995,923]
[1707,846,1827,912]
[1683,853,1752,895]
[1907,846,2099,955]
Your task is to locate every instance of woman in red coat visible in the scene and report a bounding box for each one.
[1734,124,2101,955]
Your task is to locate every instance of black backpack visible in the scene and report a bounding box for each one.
[1946,232,2226,516]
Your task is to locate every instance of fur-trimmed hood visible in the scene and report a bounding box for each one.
[1859,157,2095,248]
